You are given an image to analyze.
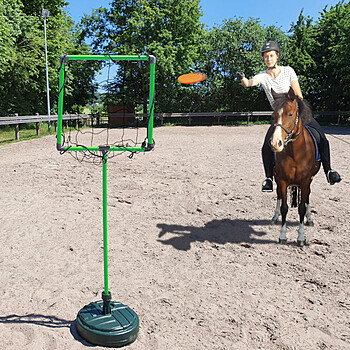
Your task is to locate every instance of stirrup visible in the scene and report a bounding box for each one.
[327,170,341,185]
[262,177,273,192]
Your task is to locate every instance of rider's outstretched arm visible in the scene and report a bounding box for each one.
[235,72,259,88]
[242,77,260,88]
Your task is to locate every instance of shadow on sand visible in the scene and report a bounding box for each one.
[157,218,297,251]
[0,314,92,347]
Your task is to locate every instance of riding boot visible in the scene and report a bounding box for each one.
[261,125,275,192]
[262,177,273,192]
[327,170,342,185]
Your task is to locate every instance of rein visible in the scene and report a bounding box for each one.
[274,107,302,146]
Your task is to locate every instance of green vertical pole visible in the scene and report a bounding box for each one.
[147,56,156,146]
[57,60,65,149]
[102,152,109,296]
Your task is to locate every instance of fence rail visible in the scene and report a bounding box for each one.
[155,111,274,125]
[1,111,349,141]
[155,111,350,126]
[0,113,93,141]
[0,113,92,125]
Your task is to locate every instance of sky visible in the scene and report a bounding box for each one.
[65,0,343,32]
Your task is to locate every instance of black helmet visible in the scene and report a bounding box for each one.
[261,41,280,56]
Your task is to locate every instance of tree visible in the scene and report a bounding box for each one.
[0,0,95,116]
[284,11,317,99]
[79,0,205,112]
[311,1,350,110]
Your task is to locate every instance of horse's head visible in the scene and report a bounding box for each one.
[270,87,300,152]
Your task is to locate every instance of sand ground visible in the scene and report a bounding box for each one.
[0,125,349,350]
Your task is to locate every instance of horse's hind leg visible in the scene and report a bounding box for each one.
[305,203,314,226]
[279,201,288,244]
[297,222,305,246]
[278,186,288,244]
[272,199,281,224]
[297,188,310,246]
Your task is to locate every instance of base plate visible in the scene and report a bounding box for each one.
[76,299,139,347]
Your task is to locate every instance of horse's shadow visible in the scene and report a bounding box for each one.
[157,218,292,251]
[0,314,92,346]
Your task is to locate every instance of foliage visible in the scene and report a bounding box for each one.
[284,11,317,98]
[0,0,95,117]
[310,1,350,110]
[80,0,205,113]
[285,2,350,111]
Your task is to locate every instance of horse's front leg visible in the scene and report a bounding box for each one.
[278,183,288,244]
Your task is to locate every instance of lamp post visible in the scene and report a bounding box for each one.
[41,9,51,130]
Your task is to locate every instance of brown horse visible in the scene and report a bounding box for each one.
[270,87,320,246]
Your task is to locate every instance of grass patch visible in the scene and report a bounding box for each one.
[0,122,56,146]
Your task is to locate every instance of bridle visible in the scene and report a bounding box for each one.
[273,103,302,146]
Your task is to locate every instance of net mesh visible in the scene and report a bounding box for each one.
[58,55,155,164]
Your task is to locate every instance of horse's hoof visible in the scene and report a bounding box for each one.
[279,238,287,244]
[306,221,314,227]
[297,239,306,247]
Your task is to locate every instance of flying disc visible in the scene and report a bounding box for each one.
[178,72,207,84]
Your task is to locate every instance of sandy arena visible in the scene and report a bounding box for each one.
[0,125,349,349]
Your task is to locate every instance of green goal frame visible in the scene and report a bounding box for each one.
[56,54,156,153]
[56,54,156,347]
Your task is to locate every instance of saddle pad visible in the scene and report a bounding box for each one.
[305,126,321,161]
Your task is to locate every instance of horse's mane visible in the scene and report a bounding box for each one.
[272,93,313,126]
[297,98,313,125]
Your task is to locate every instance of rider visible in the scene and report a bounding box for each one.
[236,40,341,192]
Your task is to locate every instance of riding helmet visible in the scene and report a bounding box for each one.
[261,41,281,56]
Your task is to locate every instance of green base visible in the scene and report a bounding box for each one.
[76,299,139,347]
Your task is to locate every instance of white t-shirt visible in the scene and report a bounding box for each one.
[254,66,298,107]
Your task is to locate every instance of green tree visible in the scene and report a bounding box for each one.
[0,0,22,70]
[284,11,317,98]
[311,1,350,110]
[0,0,44,115]
[0,0,95,116]
[20,0,68,17]
[80,0,205,112]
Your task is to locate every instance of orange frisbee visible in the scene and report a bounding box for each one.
[177,72,207,84]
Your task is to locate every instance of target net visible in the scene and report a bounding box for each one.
[57,54,156,162]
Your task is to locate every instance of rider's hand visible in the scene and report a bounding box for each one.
[236,72,245,80]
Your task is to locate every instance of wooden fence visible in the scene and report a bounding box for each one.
[155,111,350,126]
[0,113,93,141]
[1,111,349,141]
[155,111,273,125]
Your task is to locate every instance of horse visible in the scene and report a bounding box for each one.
[269,87,320,246]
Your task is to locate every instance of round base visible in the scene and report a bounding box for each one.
[76,299,139,347]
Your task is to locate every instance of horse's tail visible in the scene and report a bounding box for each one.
[290,186,301,208]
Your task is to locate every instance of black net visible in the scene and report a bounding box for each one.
[60,56,154,164]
